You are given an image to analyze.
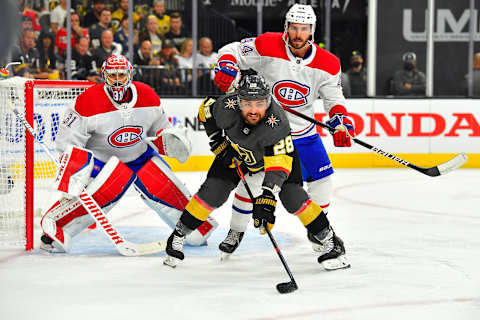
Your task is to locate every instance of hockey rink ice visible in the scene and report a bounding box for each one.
[1,168,479,320]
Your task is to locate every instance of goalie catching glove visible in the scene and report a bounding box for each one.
[253,189,276,233]
[150,124,192,163]
[326,105,355,147]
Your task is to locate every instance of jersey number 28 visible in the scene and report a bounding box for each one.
[273,136,294,155]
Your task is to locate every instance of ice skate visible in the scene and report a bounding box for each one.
[308,227,350,270]
[219,229,244,260]
[39,234,54,252]
[164,229,186,268]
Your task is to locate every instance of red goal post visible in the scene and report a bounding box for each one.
[0,78,94,250]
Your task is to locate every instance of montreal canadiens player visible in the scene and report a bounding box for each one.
[213,4,353,269]
[39,54,217,253]
[164,75,348,270]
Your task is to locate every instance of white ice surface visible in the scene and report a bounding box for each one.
[1,169,479,320]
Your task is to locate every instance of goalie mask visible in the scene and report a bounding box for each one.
[101,54,134,102]
[283,4,317,45]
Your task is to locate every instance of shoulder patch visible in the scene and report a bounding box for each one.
[240,37,255,56]
[265,113,281,128]
[224,97,238,110]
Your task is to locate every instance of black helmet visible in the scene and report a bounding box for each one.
[237,75,271,101]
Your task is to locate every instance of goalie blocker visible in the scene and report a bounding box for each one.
[41,146,217,252]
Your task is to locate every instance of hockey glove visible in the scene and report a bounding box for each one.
[151,124,192,163]
[253,189,276,233]
[214,63,239,93]
[54,145,94,198]
[209,136,241,169]
[326,106,355,147]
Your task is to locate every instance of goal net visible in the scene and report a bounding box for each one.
[0,78,93,250]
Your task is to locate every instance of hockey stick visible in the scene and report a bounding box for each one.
[8,101,166,256]
[281,105,468,177]
[234,161,298,294]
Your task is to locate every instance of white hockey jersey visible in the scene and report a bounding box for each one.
[217,32,347,139]
[56,82,171,163]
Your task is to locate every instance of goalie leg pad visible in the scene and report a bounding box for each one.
[306,175,332,214]
[135,156,218,245]
[41,157,135,251]
[135,156,190,211]
[85,156,136,210]
[55,145,94,197]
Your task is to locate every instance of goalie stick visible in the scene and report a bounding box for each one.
[9,101,167,256]
[281,105,468,177]
[234,161,298,294]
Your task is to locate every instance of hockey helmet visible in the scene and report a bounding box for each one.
[237,75,271,105]
[284,4,317,42]
[402,52,417,62]
[101,54,134,102]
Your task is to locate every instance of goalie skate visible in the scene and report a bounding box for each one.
[219,229,244,261]
[39,234,54,252]
[308,227,350,271]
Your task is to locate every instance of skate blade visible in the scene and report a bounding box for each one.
[220,251,232,261]
[39,243,55,253]
[321,255,350,270]
[163,256,179,268]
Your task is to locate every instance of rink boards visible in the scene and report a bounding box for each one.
[161,98,480,171]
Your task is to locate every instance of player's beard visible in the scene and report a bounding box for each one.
[242,111,264,126]
[289,37,309,50]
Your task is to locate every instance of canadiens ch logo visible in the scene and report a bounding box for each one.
[272,80,310,108]
[265,114,280,128]
[224,98,237,109]
[108,126,143,148]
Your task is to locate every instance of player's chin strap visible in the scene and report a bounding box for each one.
[234,161,298,294]
[281,105,468,177]
[8,101,167,256]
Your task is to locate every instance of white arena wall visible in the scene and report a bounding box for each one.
[160,98,480,171]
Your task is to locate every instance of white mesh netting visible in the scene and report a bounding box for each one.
[0,77,90,247]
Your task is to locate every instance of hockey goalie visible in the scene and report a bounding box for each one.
[40,54,218,253]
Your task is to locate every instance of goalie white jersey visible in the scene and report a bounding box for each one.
[217,32,347,139]
[56,81,171,163]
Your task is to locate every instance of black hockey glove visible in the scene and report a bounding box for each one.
[253,189,276,233]
[209,136,240,169]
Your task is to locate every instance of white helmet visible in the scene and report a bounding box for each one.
[284,4,317,42]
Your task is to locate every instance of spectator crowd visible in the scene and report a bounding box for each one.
[8,1,478,98]
[7,0,220,95]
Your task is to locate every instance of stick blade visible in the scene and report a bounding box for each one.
[437,152,468,175]
[117,239,167,256]
[276,281,298,294]
[424,152,468,177]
